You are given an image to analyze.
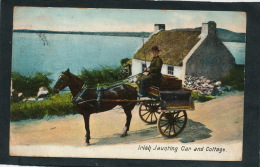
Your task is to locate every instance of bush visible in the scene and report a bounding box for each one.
[78,66,121,87]
[10,93,77,122]
[11,72,53,97]
[220,65,244,91]
[120,58,130,66]
[191,91,215,102]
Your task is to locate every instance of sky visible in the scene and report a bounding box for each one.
[13,7,246,33]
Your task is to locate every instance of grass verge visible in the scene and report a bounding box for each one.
[11,93,77,122]
[191,91,215,102]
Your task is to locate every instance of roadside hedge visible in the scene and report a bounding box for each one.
[220,65,244,91]
[11,72,53,97]
[78,66,121,87]
[10,93,77,122]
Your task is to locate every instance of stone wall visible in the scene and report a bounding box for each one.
[184,75,231,96]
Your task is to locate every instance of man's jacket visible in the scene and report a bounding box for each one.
[148,56,163,79]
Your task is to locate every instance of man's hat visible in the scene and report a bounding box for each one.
[151,46,161,52]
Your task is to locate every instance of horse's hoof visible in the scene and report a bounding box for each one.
[120,133,128,138]
[85,142,90,146]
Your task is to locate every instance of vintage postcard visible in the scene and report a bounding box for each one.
[10,7,246,161]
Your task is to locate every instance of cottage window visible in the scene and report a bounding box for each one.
[168,66,174,75]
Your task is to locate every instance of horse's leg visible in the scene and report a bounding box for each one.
[83,113,91,145]
[121,105,133,137]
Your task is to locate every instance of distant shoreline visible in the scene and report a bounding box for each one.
[13,28,246,43]
[13,29,152,38]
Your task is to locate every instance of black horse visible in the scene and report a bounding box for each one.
[53,69,137,145]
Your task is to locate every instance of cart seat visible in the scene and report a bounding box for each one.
[150,75,182,91]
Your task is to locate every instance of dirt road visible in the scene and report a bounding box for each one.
[10,92,244,160]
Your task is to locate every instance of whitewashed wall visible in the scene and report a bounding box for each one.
[132,59,182,79]
[132,59,150,75]
[174,66,183,79]
[161,64,182,79]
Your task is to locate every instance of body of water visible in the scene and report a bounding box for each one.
[223,42,245,65]
[12,33,246,85]
[12,32,145,84]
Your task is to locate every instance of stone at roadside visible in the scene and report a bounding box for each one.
[38,98,45,101]
[202,83,208,87]
[215,81,222,86]
[211,86,220,96]
[184,75,232,96]
[219,85,230,92]
[37,87,49,98]
[27,98,37,102]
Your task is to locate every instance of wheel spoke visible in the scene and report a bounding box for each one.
[163,124,170,133]
[141,111,149,116]
[154,113,158,121]
[177,120,184,123]
[145,113,151,121]
[162,117,169,122]
[139,103,160,124]
[175,123,181,129]
[169,124,172,135]
[176,115,185,119]
[160,119,168,122]
[160,122,168,127]
[172,124,176,134]
[175,111,180,118]
[157,111,187,138]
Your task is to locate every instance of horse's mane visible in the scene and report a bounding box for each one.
[68,72,84,84]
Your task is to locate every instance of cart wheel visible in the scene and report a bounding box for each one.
[139,101,160,124]
[157,110,187,138]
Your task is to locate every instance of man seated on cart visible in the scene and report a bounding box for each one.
[138,45,163,97]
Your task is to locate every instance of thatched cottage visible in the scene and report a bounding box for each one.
[132,21,235,81]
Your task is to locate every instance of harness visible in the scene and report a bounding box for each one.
[71,85,90,104]
[71,84,122,113]
[96,87,104,113]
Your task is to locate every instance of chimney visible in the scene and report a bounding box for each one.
[200,21,216,38]
[154,24,165,32]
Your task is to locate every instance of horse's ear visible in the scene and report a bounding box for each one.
[64,68,70,74]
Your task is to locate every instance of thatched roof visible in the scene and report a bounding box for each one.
[123,60,132,66]
[133,30,201,66]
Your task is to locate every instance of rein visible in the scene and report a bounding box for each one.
[71,83,137,111]
[71,83,125,105]
[77,72,142,90]
[71,72,142,102]
[61,72,143,107]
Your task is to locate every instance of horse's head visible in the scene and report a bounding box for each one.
[53,68,71,94]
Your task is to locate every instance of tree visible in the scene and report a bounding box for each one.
[120,58,130,66]
[11,72,53,97]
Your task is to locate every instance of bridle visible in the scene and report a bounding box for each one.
[53,73,70,92]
